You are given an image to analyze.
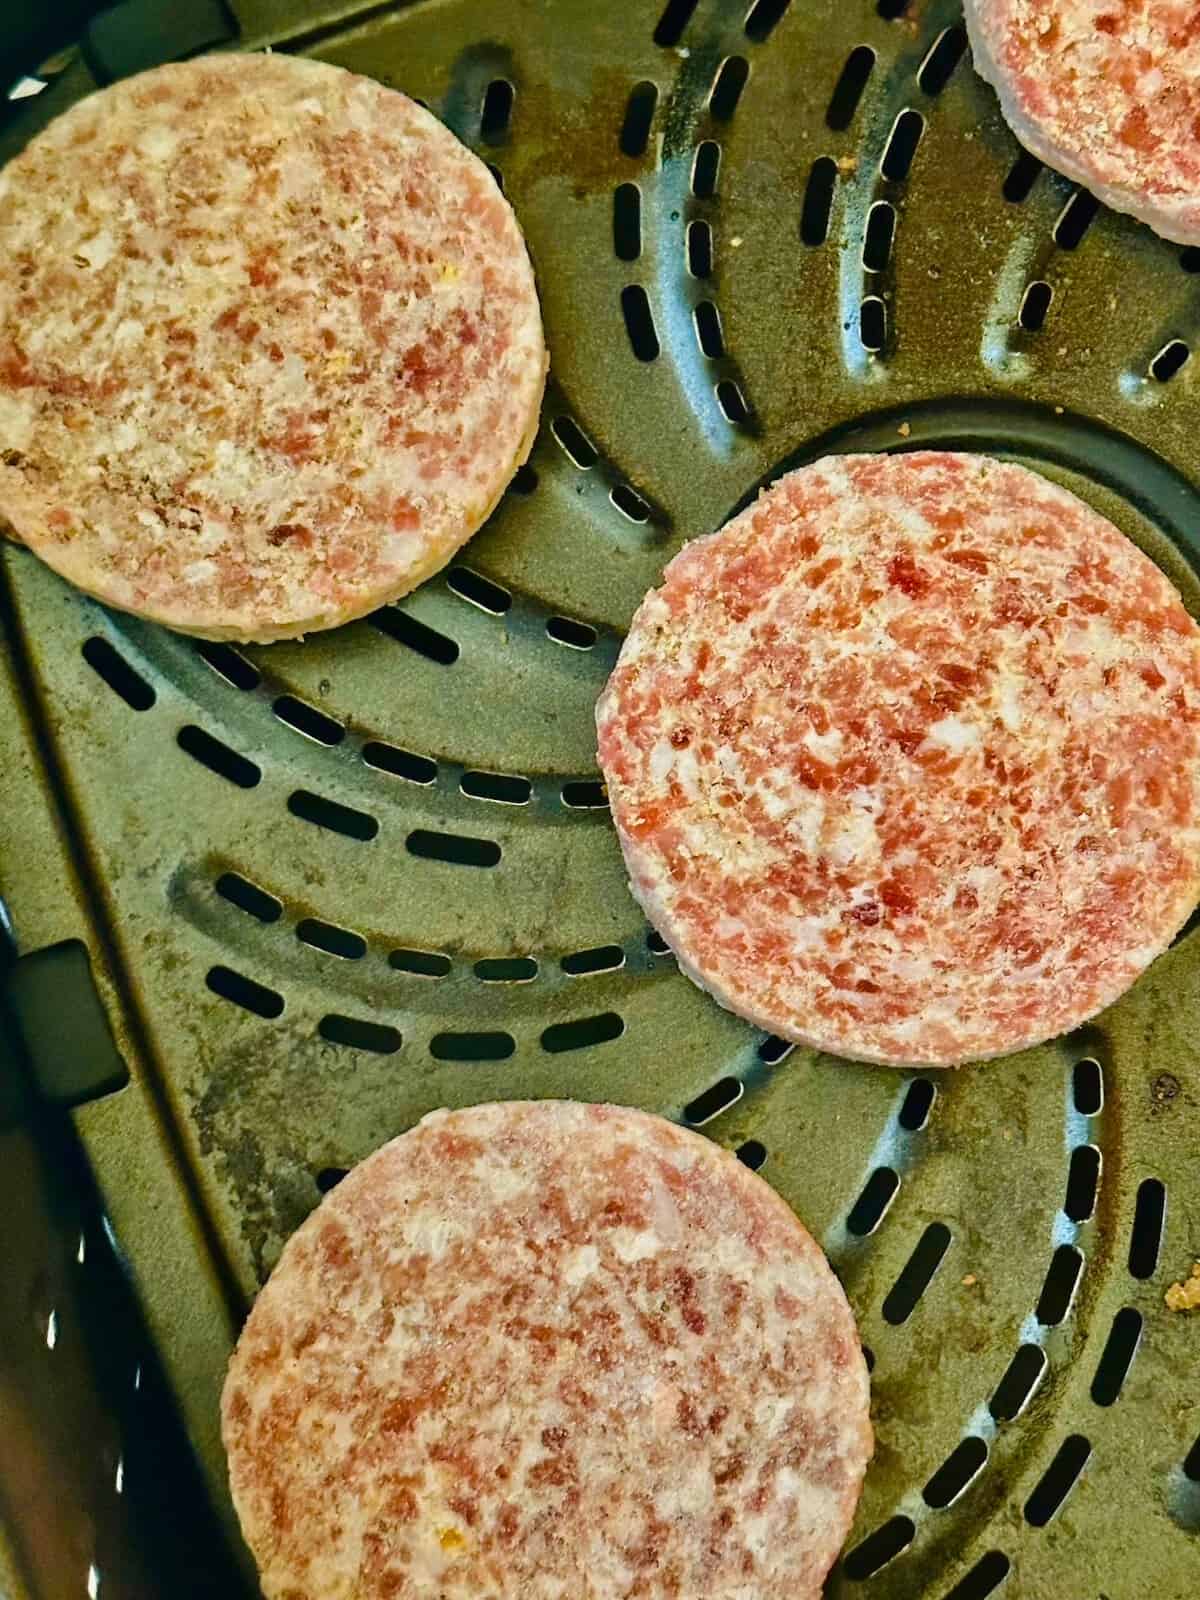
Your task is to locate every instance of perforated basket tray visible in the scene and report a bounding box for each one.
[1,2,1199,1597]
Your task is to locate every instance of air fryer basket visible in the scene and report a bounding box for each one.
[1,1,1198,1596]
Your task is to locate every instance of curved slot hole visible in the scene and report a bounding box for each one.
[561,944,625,976]
[1053,189,1099,250]
[206,965,283,1019]
[800,155,837,245]
[647,929,673,956]
[431,1029,515,1061]
[842,1514,914,1580]
[1091,1307,1143,1407]
[1150,339,1190,382]
[215,871,281,924]
[1018,279,1053,332]
[319,1014,400,1054]
[990,1343,1048,1421]
[480,78,514,145]
[613,182,642,262]
[1129,1177,1166,1279]
[923,1435,988,1509]
[362,741,437,785]
[880,108,923,182]
[1184,1435,1200,1481]
[561,779,608,809]
[758,1034,794,1064]
[882,1222,951,1325]
[1024,1434,1090,1527]
[1036,1244,1084,1326]
[460,769,532,805]
[826,44,874,131]
[621,284,660,361]
[692,139,721,198]
[694,299,725,358]
[716,379,750,424]
[447,566,512,615]
[620,80,658,158]
[745,0,791,41]
[846,1166,900,1237]
[551,414,598,469]
[389,947,451,978]
[611,483,652,523]
[542,1011,625,1053]
[510,463,538,494]
[81,637,155,711]
[177,726,260,789]
[193,639,259,691]
[1072,1056,1104,1115]
[547,616,597,650]
[370,607,459,665]
[314,1166,346,1193]
[710,55,749,122]
[917,25,967,96]
[899,1077,936,1131]
[288,790,378,841]
[474,957,537,983]
[684,1076,743,1126]
[273,694,344,746]
[1003,150,1042,203]
[944,1551,1011,1600]
[407,829,500,868]
[736,1139,767,1171]
[687,218,713,278]
[860,296,887,352]
[1064,1143,1101,1222]
[862,201,895,272]
[653,0,699,47]
[297,918,366,961]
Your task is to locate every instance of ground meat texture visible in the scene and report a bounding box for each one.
[965,0,1200,245]
[0,52,545,641]
[596,452,1200,1067]
[221,1101,872,1600]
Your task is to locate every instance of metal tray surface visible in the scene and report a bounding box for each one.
[0,1,1198,1597]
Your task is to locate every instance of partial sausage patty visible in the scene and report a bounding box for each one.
[597,452,1200,1066]
[222,1101,872,1600]
[0,52,546,640]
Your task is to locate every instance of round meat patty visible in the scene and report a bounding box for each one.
[221,1100,872,1600]
[0,53,546,640]
[964,0,1200,245]
[596,452,1200,1067]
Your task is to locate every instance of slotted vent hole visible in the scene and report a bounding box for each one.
[621,284,660,361]
[509,463,538,494]
[846,1166,900,1237]
[944,1552,1011,1600]
[194,639,259,690]
[918,25,968,96]
[487,163,505,193]
[880,108,923,181]
[990,1344,1047,1422]
[861,296,887,352]
[542,1012,625,1053]
[447,567,511,615]
[474,957,537,983]
[1036,1244,1084,1326]
[273,695,344,746]
[548,616,597,650]
[710,56,750,123]
[620,80,658,157]
[407,829,500,868]
[1181,246,1200,273]
[1073,1056,1104,1115]
[561,779,609,810]
[362,742,437,785]
[297,919,366,961]
[758,1034,794,1064]
[431,1030,515,1061]
[177,726,260,789]
[876,0,910,16]
[611,483,651,523]
[647,929,672,956]
[1129,1177,1166,1279]
[654,0,700,48]
[613,182,641,261]
[1019,280,1053,332]
[1091,1307,1143,1407]
[842,1514,915,1580]
[882,1223,951,1325]
[460,769,532,805]
[81,637,155,711]
[923,1435,988,1509]
[370,608,459,664]
[1064,1143,1101,1223]
[480,78,514,144]
[315,1166,346,1193]
[215,872,281,924]
[561,944,625,976]
[899,1077,936,1130]
[684,1076,743,1126]
[1184,1435,1200,1481]
[744,0,791,41]
[288,790,378,841]
[801,156,837,245]
[206,965,283,1019]
[736,1140,767,1170]
[862,201,895,272]
[389,947,451,978]
[1024,1434,1091,1527]
[692,139,721,198]
[716,379,750,424]
[1003,150,1042,202]
[1150,340,1190,382]
[1054,189,1100,250]
[826,45,874,131]
[319,1015,400,1054]
[695,299,725,358]
[687,218,713,278]
[551,414,598,468]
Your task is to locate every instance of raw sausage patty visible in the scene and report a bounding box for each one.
[221,1101,872,1600]
[965,0,1200,245]
[596,452,1200,1066]
[0,53,546,640]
